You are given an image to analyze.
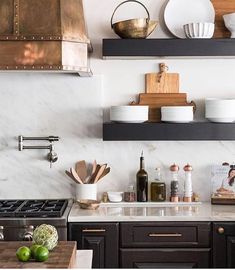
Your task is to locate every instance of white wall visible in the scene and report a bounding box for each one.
[0,0,235,201]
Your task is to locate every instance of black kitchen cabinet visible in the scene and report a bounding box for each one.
[120,222,211,269]
[68,222,119,268]
[120,248,211,268]
[213,222,235,268]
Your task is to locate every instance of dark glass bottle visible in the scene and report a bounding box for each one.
[151,168,166,202]
[136,152,148,202]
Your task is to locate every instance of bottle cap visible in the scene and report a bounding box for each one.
[184,164,193,172]
[170,164,179,172]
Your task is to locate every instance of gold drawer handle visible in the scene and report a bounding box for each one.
[82,229,106,233]
[149,233,182,237]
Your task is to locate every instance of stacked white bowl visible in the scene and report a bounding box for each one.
[183,22,215,39]
[110,106,149,123]
[161,106,194,123]
[205,98,235,123]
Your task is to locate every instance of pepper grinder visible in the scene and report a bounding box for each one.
[183,164,193,202]
[170,164,180,202]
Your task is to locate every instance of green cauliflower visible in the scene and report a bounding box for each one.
[32,224,58,251]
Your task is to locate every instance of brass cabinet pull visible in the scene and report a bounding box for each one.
[82,229,106,233]
[217,227,225,235]
[148,233,182,237]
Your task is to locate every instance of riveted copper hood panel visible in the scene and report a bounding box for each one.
[0,0,92,76]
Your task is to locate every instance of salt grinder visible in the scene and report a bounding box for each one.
[183,164,193,202]
[170,164,180,202]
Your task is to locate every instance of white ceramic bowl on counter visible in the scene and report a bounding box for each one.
[107,192,123,203]
[205,98,235,123]
[161,106,194,123]
[110,106,149,123]
[183,22,215,39]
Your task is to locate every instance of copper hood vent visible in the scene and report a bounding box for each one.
[0,0,92,76]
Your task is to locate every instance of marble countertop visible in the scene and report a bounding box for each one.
[68,202,235,222]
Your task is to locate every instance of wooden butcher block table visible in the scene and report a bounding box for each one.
[0,241,77,269]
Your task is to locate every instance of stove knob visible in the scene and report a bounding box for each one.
[0,226,4,241]
[23,225,34,241]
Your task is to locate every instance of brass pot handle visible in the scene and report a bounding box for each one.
[111,0,150,28]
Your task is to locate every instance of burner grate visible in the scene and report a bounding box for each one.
[0,200,68,218]
[0,200,25,217]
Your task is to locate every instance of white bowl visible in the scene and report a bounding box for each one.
[183,22,215,39]
[110,106,149,123]
[107,192,123,203]
[223,13,235,38]
[161,106,194,123]
[205,98,235,122]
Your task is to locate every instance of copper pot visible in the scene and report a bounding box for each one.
[111,0,158,39]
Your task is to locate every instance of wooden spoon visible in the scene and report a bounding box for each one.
[99,167,111,181]
[70,168,84,184]
[94,164,107,184]
[75,160,87,182]
[65,170,81,185]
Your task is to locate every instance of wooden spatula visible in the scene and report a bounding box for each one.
[70,168,84,184]
[89,164,101,184]
[75,160,87,183]
[91,160,97,175]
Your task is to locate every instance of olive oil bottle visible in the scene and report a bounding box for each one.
[136,151,148,202]
[151,168,166,202]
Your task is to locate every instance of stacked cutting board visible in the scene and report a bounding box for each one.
[136,63,195,122]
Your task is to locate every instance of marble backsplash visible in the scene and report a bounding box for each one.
[0,73,234,202]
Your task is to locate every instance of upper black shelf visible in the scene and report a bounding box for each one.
[103,39,235,58]
[103,122,235,141]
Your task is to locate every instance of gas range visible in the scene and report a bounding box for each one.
[0,199,73,241]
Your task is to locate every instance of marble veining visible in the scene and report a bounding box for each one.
[69,202,235,222]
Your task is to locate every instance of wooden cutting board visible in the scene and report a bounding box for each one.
[138,93,194,122]
[212,0,234,38]
[145,63,179,94]
[0,241,77,269]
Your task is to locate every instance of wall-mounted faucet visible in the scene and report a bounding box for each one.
[18,136,60,168]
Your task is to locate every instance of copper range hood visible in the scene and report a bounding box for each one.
[0,0,92,76]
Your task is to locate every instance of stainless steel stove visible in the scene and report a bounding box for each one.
[0,199,73,241]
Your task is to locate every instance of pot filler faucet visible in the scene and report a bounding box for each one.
[18,136,59,168]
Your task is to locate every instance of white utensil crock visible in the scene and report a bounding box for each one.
[76,184,97,201]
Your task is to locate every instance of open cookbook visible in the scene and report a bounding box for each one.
[211,164,235,204]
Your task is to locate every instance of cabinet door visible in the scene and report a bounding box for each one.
[68,223,119,268]
[213,222,235,268]
[120,248,211,268]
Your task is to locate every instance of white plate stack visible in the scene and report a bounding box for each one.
[161,106,194,123]
[110,106,149,123]
[205,99,235,123]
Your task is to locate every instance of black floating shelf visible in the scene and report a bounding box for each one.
[103,122,235,141]
[103,39,235,58]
